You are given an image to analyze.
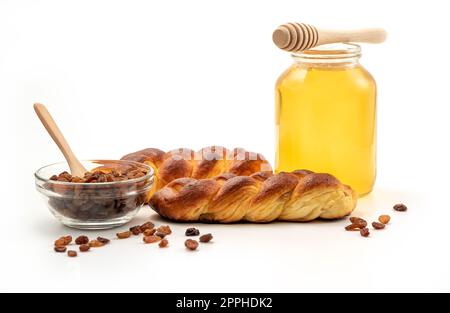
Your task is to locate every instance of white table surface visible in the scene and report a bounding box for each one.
[1,179,448,293]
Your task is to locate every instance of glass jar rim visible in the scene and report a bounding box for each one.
[292,43,361,60]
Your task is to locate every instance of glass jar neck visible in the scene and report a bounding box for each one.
[291,43,361,68]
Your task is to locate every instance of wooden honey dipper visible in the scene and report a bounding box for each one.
[272,23,387,52]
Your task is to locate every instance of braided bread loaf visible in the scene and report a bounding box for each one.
[150,170,357,223]
[121,146,272,201]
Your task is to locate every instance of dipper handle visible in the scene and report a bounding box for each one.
[273,23,387,52]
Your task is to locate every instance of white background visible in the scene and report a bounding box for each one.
[1,0,450,292]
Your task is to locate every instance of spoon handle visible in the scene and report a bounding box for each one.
[34,103,87,177]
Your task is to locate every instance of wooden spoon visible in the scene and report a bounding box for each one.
[34,103,88,177]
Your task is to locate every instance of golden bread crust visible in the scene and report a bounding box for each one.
[121,146,272,201]
[150,170,357,223]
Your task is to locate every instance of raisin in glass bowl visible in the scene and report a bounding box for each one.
[35,160,154,230]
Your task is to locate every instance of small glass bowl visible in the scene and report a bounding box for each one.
[35,160,154,230]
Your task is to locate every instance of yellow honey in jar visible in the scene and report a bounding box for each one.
[275,44,376,196]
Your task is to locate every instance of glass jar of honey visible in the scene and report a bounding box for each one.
[275,43,376,196]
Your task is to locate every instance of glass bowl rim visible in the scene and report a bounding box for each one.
[34,159,154,187]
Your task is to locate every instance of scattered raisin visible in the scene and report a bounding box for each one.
[345,224,361,231]
[185,239,199,251]
[143,228,156,236]
[79,244,90,252]
[155,232,166,239]
[67,250,77,257]
[54,246,67,253]
[379,215,391,224]
[156,225,172,236]
[54,235,72,247]
[394,203,407,212]
[140,222,155,232]
[350,217,368,228]
[185,228,200,236]
[97,237,110,245]
[116,231,132,239]
[159,239,169,248]
[54,237,66,247]
[199,233,213,243]
[130,226,142,236]
[143,235,161,244]
[63,235,72,245]
[75,236,89,245]
[372,222,386,230]
[89,240,104,248]
[360,228,370,237]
